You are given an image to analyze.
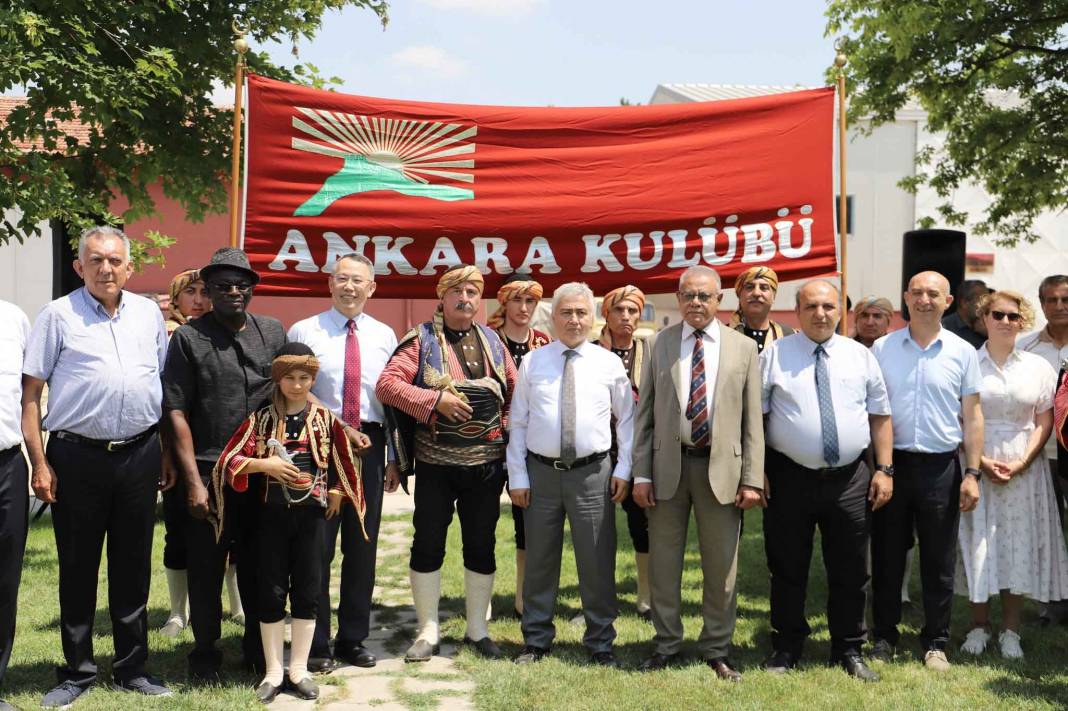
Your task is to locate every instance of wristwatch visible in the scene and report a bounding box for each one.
[875,464,894,477]
[964,467,981,480]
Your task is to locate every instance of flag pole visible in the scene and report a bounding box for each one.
[229,18,250,249]
[834,44,849,335]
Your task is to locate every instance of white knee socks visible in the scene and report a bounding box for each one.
[464,569,495,641]
[410,569,442,645]
[289,618,316,684]
[260,620,285,687]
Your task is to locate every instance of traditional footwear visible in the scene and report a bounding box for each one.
[160,616,186,638]
[288,676,319,701]
[763,650,797,674]
[639,652,679,672]
[706,657,742,682]
[160,568,189,638]
[464,568,495,643]
[868,638,895,663]
[288,618,316,689]
[514,645,549,664]
[960,627,991,656]
[259,620,286,689]
[923,649,951,672]
[590,651,619,668]
[405,639,440,662]
[464,636,503,660]
[255,681,281,705]
[999,630,1023,659]
[337,645,377,668]
[41,681,89,708]
[835,653,879,682]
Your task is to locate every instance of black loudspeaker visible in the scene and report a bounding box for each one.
[900,229,966,321]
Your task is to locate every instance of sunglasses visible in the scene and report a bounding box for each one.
[990,310,1022,323]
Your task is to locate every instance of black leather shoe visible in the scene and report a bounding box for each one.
[255,681,281,704]
[639,652,679,672]
[308,656,337,674]
[835,652,879,682]
[763,650,798,673]
[288,676,319,700]
[706,657,742,682]
[464,636,504,660]
[868,638,894,663]
[514,645,549,664]
[338,646,377,668]
[590,651,619,668]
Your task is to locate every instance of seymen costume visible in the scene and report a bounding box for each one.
[376,266,518,661]
[729,266,794,352]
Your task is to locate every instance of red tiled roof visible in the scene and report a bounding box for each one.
[0,96,94,152]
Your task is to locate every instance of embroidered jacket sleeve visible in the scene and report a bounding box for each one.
[501,346,518,427]
[329,415,369,541]
[215,413,260,493]
[375,337,441,423]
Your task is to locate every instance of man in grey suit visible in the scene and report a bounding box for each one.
[632,265,765,681]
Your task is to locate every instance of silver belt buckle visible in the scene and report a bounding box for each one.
[552,459,568,471]
[107,440,122,452]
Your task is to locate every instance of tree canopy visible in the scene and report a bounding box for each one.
[826,0,1068,246]
[0,1,387,265]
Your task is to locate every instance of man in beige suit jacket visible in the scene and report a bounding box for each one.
[632,265,764,681]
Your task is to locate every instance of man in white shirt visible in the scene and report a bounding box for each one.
[288,253,399,671]
[508,282,634,668]
[760,280,893,681]
[0,300,30,711]
[632,265,763,681]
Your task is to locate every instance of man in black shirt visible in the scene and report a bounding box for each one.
[941,279,989,349]
[163,248,287,680]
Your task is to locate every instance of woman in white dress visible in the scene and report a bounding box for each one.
[957,290,1068,659]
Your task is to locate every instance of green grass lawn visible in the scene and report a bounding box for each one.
[5,505,1068,710]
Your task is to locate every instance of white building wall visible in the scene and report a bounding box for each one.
[0,209,53,321]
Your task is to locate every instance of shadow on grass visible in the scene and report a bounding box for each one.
[985,674,1068,708]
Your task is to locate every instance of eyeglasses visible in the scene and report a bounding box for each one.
[210,281,253,294]
[332,275,369,286]
[679,291,718,304]
[990,310,1022,323]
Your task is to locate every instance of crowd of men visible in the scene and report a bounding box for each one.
[1,225,1068,708]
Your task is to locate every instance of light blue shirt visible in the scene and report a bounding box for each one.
[872,326,982,453]
[23,288,167,439]
[0,300,30,450]
[761,332,890,470]
[287,308,397,425]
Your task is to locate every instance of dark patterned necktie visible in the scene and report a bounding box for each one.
[814,344,839,465]
[686,330,709,447]
[560,349,578,465]
[342,318,361,429]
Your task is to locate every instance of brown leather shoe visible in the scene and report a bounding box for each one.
[705,657,742,682]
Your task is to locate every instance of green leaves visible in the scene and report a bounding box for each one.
[0,1,389,269]
[826,0,1068,246]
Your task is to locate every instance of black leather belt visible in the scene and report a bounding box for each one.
[53,424,157,452]
[360,421,383,431]
[681,445,711,458]
[531,450,608,471]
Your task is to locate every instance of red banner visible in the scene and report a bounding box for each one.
[243,74,837,297]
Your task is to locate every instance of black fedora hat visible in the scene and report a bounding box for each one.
[199,247,260,285]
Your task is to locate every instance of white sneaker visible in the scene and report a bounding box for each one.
[999,630,1023,659]
[960,627,990,656]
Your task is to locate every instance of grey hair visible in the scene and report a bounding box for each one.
[551,281,595,315]
[331,252,375,279]
[78,225,131,260]
[795,279,841,307]
[1038,275,1068,301]
[677,265,721,291]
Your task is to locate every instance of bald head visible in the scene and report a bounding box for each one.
[904,270,953,324]
[795,279,840,343]
[908,271,951,295]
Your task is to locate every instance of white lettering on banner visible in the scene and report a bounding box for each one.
[419,237,462,275]
[472,237,513,275]
[517,236,562,274]
[666,229,700,268]
[270,229,319,272]
[623,232,662,270]
[580,234,624,272]
[371,236,417,275]
[266,209,816,278]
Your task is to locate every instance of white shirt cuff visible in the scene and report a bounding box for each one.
[633,476,652,484]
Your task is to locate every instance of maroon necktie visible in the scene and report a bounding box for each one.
[686,330,709,447]
[343,319,362,429]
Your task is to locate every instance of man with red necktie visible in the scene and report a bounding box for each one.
[288,253,399,672]
[632,265,764,681]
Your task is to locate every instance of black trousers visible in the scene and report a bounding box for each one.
[0,447,28,689]
[258,505,324,622]
[161,476,188,570]
[312,423,386,657]
[48,434,159,686]
[763,449,870,658]
[872,449,960,652]
[186,461,262,673]
[410,460,505,574]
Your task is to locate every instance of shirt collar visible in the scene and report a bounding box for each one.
[683,318,720,342]
[79,286,125,318]
[557,339,592,357]
[327,307,364,330]
[978,343,1022,367]
[902,325,945,351]
[796,330,837,354]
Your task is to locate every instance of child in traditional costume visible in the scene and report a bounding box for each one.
[212,342,367,704]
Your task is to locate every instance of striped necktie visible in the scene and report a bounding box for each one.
[686,329,709,447]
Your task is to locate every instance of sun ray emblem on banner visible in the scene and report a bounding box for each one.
[290,107,477,216]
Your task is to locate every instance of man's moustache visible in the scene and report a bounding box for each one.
[455,302,474,312]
